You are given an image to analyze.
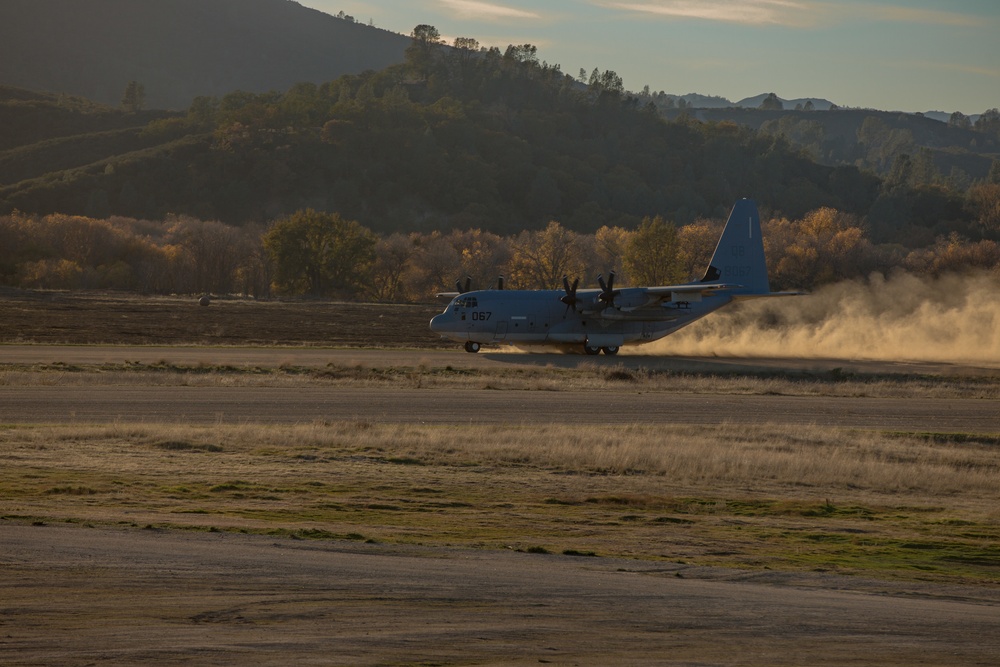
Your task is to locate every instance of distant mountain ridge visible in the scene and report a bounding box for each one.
[663,93,987,124]
[664,92,836,111]
[0,0,411,109]
[734,94,836,111]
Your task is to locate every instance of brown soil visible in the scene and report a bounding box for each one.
[0,288,448,348]
[6,523,1000,667]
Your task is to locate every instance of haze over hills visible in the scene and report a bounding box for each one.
[0,0,411,110]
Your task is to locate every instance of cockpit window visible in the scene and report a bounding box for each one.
[454,297,478,309]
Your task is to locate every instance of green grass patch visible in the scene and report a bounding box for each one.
[884,431,1000,446]
[45,486,99,495]
[155,440,223,452]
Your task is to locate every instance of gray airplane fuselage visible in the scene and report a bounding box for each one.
[429,287,733,351]
[429,199,798,354]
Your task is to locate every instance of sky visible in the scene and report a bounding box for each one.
[299,0,998,114]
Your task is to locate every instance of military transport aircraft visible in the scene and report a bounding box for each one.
[430,199,800,354]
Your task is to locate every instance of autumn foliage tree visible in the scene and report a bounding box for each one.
[262,209,376,296]
[592,225,632,280]
[369,233,417,302]
[764,208,872,289]
[904,234,1000,275]
[508,221,588,289]
[622,215,684,286]
[966,182,1000,238]
[677,219,723,281]
[165,216,250,294]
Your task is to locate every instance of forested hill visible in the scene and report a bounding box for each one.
[0,0,410,109]
[0,64,873,234]
[1,37,993,247]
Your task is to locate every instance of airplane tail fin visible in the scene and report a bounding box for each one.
[700,198,770,295]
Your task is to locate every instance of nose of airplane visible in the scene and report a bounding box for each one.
[429,313,446,332]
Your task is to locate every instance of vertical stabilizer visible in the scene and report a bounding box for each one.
[701,198,770,294]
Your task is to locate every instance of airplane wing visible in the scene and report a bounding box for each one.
[731,290,808,300]
[602,282,744,315]
[643,283,743,297]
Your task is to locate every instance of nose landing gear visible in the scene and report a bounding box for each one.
[464,341,481,353]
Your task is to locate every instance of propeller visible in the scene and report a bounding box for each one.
[496,275,504,290]
[597,271,620,309]
[455,276,472,294]
[560,275,580,313]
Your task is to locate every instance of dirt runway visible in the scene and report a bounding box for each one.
[3,385,999,431]
[3,343,999,376]
[3,346,999,430]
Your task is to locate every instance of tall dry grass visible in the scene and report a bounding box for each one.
[2,362,999,398]
[5,421,997,503]
[6,420,998,579]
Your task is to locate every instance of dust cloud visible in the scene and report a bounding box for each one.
[647,271,1000,365]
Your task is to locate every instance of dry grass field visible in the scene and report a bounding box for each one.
[2,419,999,585]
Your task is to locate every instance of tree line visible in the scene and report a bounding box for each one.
[3,206,997,301]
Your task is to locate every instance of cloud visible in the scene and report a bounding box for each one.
[599,0,819,27]
[437,0,541,21]
[865,5,980,27]
[897,60,1000,80]
[597,0,984,29]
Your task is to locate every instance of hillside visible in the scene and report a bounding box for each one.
[0,0,410,110]
[0,61,885,235]
[662,106,999,184]
[0,34,992,248]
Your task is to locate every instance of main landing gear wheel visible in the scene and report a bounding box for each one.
[584,344,619,355]
[464,341,481,353]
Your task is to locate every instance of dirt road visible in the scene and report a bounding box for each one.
[3,385,999,431]
[3,343,999,376]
